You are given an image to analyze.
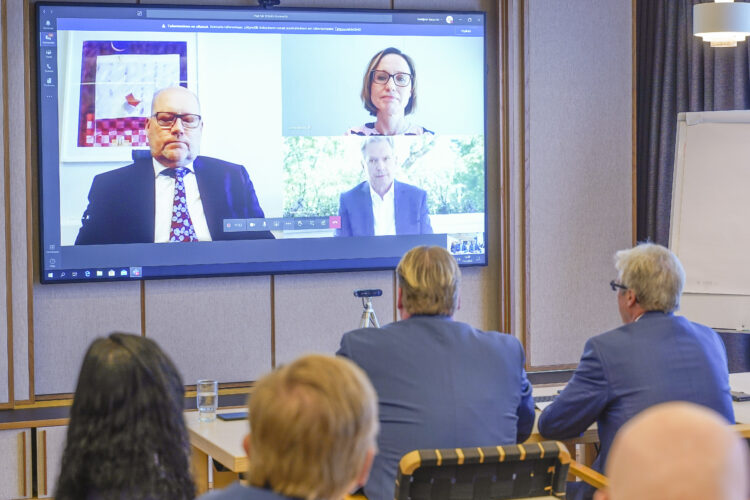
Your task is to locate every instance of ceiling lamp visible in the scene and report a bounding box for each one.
[694,0,750,47]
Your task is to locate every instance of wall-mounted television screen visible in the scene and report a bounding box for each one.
[36,3,487,283]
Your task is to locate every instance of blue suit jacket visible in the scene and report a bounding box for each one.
[335,180,433,237]
[538,311,734,500]
[337,316,535,500]
[75,156,273,244]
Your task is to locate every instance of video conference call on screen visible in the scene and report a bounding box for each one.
[36,3,488,283]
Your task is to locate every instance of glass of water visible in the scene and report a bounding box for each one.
[197,379,218,423]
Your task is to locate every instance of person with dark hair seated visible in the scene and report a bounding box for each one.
[55,332,194,500]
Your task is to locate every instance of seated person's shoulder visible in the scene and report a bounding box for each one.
[396,180,427,194]
[91,160,147,183]
[479,328,524,349]
[194,155,245,171]
[340,181,368,198]
[197,482,260,499]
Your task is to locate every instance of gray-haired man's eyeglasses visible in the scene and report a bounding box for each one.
[609,280,627,292]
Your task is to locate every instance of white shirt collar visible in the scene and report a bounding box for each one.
[369,182,394,202]
[152,158,195,178]
[369,181,396,236]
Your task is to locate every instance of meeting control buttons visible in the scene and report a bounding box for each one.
[223,217,340,232]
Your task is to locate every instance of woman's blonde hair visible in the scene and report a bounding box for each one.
[397,246,461,316]
[247,354,378,500]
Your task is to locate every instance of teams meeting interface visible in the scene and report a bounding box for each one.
[37,4,487,282]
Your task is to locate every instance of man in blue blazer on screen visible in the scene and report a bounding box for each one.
[335,136,432,237]
[538,243,734,500]
[337,246,535,500]
[75,86,272,245]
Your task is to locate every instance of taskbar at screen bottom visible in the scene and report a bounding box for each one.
[41,253,488,283]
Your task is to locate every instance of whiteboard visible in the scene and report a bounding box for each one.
[670,111,750,331]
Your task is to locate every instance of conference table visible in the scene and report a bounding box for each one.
[187,372,750,494]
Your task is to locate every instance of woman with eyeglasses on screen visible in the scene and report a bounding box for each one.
[347,47,434,136]
[55,333,194,500]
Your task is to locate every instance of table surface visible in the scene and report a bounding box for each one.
[188,375,750,473]
[186,409,249,472]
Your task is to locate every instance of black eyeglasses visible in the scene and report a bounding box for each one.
[152,112,202,129]
[609,280,627,292]
[370,70,412,87]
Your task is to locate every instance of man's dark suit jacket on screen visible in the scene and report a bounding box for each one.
[538,311,735,500]
[335,180,433,237]
[337,315,535,500]
[75,155,273,245]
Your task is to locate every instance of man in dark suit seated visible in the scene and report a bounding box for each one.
[198,354,378,500]
[75,86,273,245]
[594,402,748,500]
[335,136,432,237]
[539,243,735,500]
[337,245,535,500]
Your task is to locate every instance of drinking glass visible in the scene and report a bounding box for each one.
[197,379,218,423]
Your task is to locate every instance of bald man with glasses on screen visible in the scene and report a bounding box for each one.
[75,86,272,245]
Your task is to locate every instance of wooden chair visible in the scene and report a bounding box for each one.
[561,423,750,494]
[734,423,750,439]
[568,460,608,490]
[395,441,571,500]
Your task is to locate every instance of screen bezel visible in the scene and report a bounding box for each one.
[36,2,489,284]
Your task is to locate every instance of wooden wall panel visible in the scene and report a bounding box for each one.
[144,276,272,384]
[0,0,9,405]
[8,0,31,402]
[274,271,395,365]
[525,0,632,367]
[453,266,492,332]
[32,282,141,395]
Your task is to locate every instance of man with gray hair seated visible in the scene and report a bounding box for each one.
[539,243,735,500]
[338,245,535,500]
[595,401,749,500]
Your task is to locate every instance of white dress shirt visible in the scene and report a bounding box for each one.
[370,182,396,236]
[153,159,212,243]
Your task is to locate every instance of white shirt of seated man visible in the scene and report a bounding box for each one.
[153,160,212,242]
[364,137,397,236]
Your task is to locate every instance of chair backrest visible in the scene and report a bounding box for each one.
[395,441,570,500]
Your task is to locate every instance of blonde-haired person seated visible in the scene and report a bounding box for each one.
[595,402,749,500]
[198,354,378,500]
[337,245,534,500]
